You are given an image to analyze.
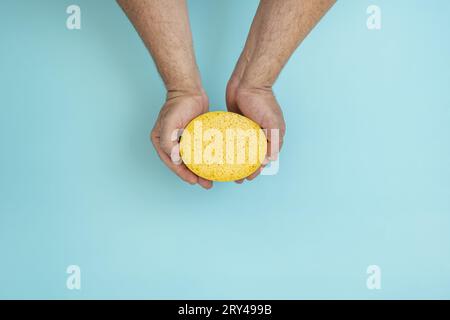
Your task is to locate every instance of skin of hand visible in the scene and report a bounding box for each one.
[151,91,213,189]
[118,0,213,189]
[226,80,285,183]
[226,0,336,183]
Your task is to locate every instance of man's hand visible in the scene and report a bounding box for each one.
[226,0,335,183]
[118,0,214,188]
[226,80,285,183]
[151,91,213,189]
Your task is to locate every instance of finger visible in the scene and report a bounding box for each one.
[265,128,284,161]
[198,177,213,189]
[159,126,183,158]
[156,147,198,184]
[151,134,198,185]
[235,179,244,184]
[155,126,200,183]
[246,166,263,181]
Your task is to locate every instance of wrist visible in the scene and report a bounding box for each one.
[228,74,273,95]
[165,87,209,112]
[166,86,206,101]
[165,68,204,100]
[238,54,281,91]
[238,73,275,94]
[234,80,274,98]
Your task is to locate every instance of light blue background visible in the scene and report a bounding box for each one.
[1,0,449,299]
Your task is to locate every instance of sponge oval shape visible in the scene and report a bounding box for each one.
[180,111,267,182]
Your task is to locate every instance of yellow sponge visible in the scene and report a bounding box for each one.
[180,111,267,182]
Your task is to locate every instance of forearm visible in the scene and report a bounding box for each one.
[117,0,202,97]
[234,0,336,89]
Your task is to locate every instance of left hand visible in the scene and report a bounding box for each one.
[226,79,286,183]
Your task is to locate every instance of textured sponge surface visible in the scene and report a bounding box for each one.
[180,111,267,182]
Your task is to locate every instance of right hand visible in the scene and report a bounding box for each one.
[151,91,213,189]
